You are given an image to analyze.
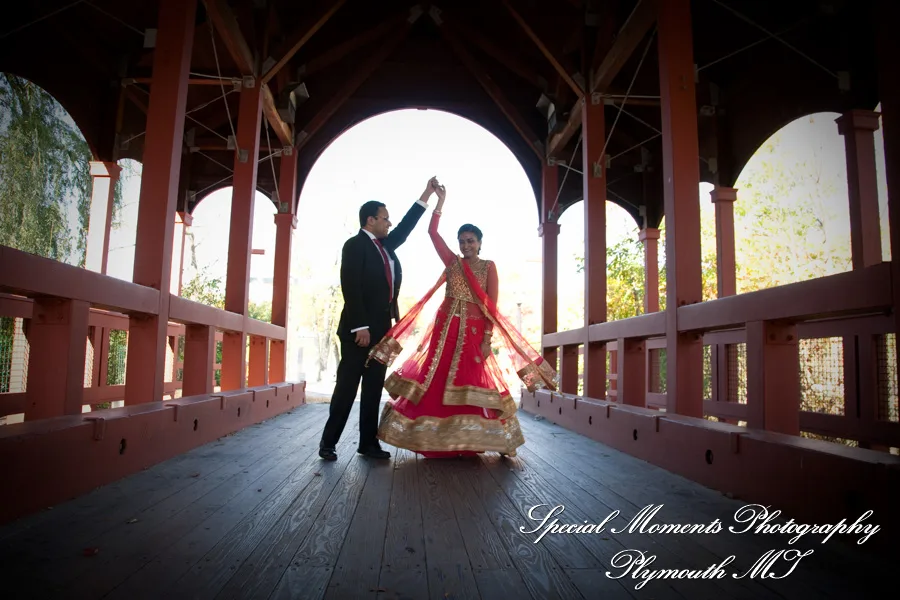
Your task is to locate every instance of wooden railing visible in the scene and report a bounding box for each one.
[0,245,286,421]
[544,262,900,450]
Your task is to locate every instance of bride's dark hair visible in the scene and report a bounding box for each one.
[457,223,482,241]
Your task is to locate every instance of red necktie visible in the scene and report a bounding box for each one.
[374,239,393,301]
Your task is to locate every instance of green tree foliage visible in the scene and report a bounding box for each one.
[0,73,99,265]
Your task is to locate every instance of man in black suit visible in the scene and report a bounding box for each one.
[319,177,438,460]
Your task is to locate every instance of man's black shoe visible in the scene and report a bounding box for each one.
[357,445,390,459]
[318,446,337,461]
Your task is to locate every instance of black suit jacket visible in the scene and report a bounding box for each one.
[336,200,427,340]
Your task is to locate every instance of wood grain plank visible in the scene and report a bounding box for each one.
[516,444,778,600]
[381,449,426,572]
[519,415,882,599]
[478,454,600,570]
[43,411,323,598]
[473,567,534,599]
[104,421,350,599]
[214,426,362,599]
[268,436,372,599]
[444,460,514,571]
[324,454,394,599]
[418,458,481,599]
[170,424,361,598]
[0,409,318,596]
[462,458,584,598]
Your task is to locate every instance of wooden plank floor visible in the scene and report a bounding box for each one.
[0,403,888,599]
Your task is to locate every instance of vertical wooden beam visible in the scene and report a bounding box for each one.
[540,164,560,367]
[248,335,269,386]
[639,227,660,313]
[170,211,192,295]
[837,110,884,269]
[85,161,122,274]
[125,0,196,405]
[89,326,103,388]
[582,93,607,399]
[222,83,264,391]
[561,344,580,394]
[183,324,215,396]
[710,186,737,298]
[24,299,90,419]
[746,321,800,434]
[658,0,703,417]
[875,0,900,406]
[617,337,647,407]
[269,150,298,384]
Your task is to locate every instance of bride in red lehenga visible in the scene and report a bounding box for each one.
[367,184,558,458]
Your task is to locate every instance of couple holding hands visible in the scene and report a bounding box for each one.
[318,177,557,461]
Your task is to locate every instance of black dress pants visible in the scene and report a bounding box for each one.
[320,333,388,450]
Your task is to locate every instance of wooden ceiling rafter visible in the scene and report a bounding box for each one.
[294,13,420,151]
[201,0,294,147]
[546,0,659,158]
[261,0,348,85]
[438,9,548,92]
[296,8,413,79]
[497,0,584,99]
[434,14,544,160]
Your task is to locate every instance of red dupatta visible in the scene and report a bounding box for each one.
[368,256,558,393]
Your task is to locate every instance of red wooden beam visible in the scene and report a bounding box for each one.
[202,0,294,146]
[261,0,348,85]
[497,0,583,98]
[437,21,543,159]
[439,9,547,90]
[547,0,659,158]
[202,0,256,75]
[298,10,411,79]
[295,18,417,151]
[590,0,659,93]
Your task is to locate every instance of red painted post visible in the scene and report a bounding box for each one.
[125,0,196,405]
[617,337,647,406]
[269,150,298,384]
[85,161,122,274]
[837,110,884,269]
[182,324,215,396]
[540,163,560,368]
[248,335,269,386]
[222,83,264,391]
[582,93,607,399]
[745,321,800,434]
[24,299,90,419]
[560,344,580,394]
[170,211,192,295]
[657,0,704,417]
[639,227,660,313]
[710,186,737,298]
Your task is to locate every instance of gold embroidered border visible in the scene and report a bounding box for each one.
[368,336,403,367]
[442,385,517,420]
[517,360,560,392]
[377,403,525,454]
[423,300,457,391]
[384,372,427,404]
[446,307,467,389]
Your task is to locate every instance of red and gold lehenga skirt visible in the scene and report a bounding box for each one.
[377,302,524,457]
[370,257,557,458]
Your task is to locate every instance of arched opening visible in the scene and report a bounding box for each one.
[181,187,278,315]
[732,109,890,292]
[286,109,541,393]
[0,72,95,267]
